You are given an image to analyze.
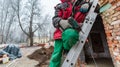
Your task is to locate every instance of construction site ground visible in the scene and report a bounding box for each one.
[0,46,114,67]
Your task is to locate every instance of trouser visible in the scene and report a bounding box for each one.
[49,28,79,67]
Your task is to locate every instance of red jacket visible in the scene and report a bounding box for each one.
[52,2,86,39]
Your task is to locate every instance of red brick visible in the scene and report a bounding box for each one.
[117,43,120,48]
[107,37,114,41]
[107,40,113,44]
[104,24,109,28]
[107,40,113,46]
[119,41,120,43]
[104,17,109,21]
[105,24,110,27]
[108,43,113,47]
[105,30,112,34]
[107,19,112,24]
[115,7,120,11]
[109,10,115,15]
[104,27,109,30]
[109,0,114,3]
[113,40,119,44]
[106,30,113,33]
[112,1,120,6]
[114,24,120,29]
[103,19,107,25]
[116,2,120,7]
[113,29,119,33]
[116,32,120,36]
[100,0,108,7]
[112,12,120,17]
[112,17,118,21]
[106,33,112,37]
[98,0,104,6]
[108,25,114,29]
[111,20,120,25]
[109,5,117,10]
[117,15,120,19]
[111,32,116,37]
[103,22,106,25]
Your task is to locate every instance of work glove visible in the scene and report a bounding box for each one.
[59,17,82,32]
[59,19,72,31]
[68,17,82,32]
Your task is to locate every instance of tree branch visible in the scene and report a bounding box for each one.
[17,0,30,36]
[33,27,39,33]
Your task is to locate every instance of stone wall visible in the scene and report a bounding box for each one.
[99,0,120,67]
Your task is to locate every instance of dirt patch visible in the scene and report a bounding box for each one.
[27,46,54,67]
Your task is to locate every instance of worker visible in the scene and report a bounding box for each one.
[49,0,90,67]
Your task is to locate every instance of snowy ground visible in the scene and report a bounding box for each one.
[0,47,40,67]
[0,46,114,67]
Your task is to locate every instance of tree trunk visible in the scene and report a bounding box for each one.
[30,36,33,46]
[1,35,4,44]
[29,32,33,46]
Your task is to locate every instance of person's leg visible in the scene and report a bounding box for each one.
[49,39,63,67]
[62,28,79,50]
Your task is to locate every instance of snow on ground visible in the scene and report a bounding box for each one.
[0,46,114,67]
[0,47,40,67]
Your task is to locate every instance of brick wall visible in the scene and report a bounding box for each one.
[99,0,120,67]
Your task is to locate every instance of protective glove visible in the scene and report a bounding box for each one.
[68,17,82,32]
[59,19,72,31]
[59,18,83,32]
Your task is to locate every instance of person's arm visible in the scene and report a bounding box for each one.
[52,3,62,28]
[52,3,69,28]
[53,2,82,31]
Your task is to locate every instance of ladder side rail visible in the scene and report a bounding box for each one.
[69,13,98,67]
[62,0,98,67]
[62,14,97,67]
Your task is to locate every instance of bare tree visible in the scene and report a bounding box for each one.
[12,0,42,46]
[0,0,15,44]
[0,0,54,44]
[0,0,8,43]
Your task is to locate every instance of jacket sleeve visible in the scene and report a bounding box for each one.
[52,16,61,28]
[52,3,68,28]
[52,3,62,28]
[52,3,69,28]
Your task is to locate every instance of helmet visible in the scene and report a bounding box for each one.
[80,3,89,13]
